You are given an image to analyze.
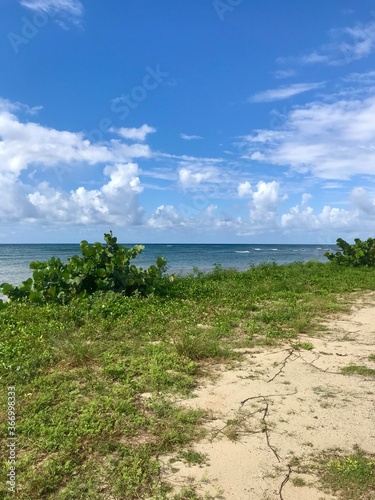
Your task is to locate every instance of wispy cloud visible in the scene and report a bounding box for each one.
[180,133,202,141]
[0,98,42,116]
[341,9,355,16]
[299,52,330,64]
[19,0,83,23]
[273,69,297,80]
[282,19,375,66]
[249,82,325,103]
[342,70,375,84]
[242,90,375,180]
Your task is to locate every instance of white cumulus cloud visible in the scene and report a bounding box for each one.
[280,189,375,234]
[350,187,375,215]
[0,100,155,227]
[179,167,215,188]
[249,181,287,226]
[237,181,252,198]
[27,163,143,225]
[112,125,156,142]
[148,205,184,228]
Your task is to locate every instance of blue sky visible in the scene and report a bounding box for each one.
[1,0,375,243]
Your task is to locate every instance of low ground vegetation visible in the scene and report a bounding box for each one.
[1,236,375,498]
[318,447,375,499]
[291,447,375,500]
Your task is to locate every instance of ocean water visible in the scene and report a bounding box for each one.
[0,243,336,287]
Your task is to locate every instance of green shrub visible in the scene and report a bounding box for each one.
[0,231,169,304]
[325,237,375,267]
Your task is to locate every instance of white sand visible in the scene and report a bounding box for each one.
[161,292,375,499]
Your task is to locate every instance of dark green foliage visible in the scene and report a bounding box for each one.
[0,231,168,303]
[325,237,375,267]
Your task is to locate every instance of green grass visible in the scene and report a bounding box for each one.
[319,447,375,499]
[341,365,375,377]
[291,341,314,350]
[291,476,307,487]
[174,450,208,467]
[1,261,375,498]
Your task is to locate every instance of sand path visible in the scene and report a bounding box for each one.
[162,292,375,499]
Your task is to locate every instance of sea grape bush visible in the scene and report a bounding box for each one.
[0,232,169,303]
[325,237,375,267]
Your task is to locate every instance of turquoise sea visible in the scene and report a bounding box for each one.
[0,243,337,287]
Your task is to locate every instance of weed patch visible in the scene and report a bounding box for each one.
[174,450,208,467]
[319,448,375,499]
[341,365,375,377]
[291,342,314,350]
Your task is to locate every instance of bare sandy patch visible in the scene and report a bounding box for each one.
[161,292,375,499]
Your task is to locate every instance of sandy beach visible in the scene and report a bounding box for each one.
[162,292,375,499]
